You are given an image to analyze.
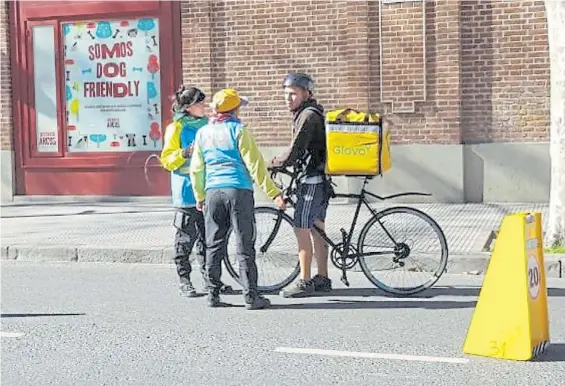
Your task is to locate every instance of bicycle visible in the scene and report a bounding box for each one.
[224,165,449,296]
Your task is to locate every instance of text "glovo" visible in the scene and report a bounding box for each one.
[332,145,372,156]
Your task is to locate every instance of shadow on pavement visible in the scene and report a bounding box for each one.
[414,286,565,298]
[310,286,565,298]
[1,313,86,318]
[533,343,565,362]
[270,299,477,310]
[1,209,172,219]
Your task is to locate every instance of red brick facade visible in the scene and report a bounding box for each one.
[0,1,12,151]
[179,0,549,147]
[461,0,549,143]
[1,0,550,152]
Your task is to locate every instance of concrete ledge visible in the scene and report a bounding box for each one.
[1,246,563,278]
[444,252,564,279]
[12,246,78,262]
[1,246,17,260]
[77,247,166,264]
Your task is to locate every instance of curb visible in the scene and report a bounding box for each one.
[1,246,175,264]
[2,245,564,278]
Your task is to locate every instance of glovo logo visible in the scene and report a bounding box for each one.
[332,144,372,156]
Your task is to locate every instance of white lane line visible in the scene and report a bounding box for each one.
[274,347,470,364]
[0,331,25,338]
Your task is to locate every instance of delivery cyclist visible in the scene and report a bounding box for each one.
[160,85,233,297]
[269,72,334,298]
[190,88,287,309]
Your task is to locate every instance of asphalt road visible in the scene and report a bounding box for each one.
[1,261,564,386]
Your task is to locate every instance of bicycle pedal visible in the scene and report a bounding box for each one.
[340,277,350,287]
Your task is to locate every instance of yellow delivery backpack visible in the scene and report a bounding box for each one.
[325,108,392,176]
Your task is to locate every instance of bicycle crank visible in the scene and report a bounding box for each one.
[330,243,359,287]
[330,243,359,270]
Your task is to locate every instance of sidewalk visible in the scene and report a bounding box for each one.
[1,200,563,278]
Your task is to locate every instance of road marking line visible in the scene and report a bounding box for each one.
[0,331,25,338]
[274,347,470,364]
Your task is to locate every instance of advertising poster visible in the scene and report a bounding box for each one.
[33,25,60,153]
[63,18,163,153]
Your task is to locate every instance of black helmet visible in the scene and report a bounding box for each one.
[282,72,314,92]
[172,85,206,113]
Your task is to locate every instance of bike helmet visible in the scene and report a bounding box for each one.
[282,72,314,92]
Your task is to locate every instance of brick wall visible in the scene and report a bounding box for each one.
[0,1,12,151]
[180,0,549,146]
[368,0,462,144]
[0,0,550,155]
[461,0,550,143]
[181,0,358,146]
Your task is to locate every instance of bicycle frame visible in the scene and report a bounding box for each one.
[269,166,431,286]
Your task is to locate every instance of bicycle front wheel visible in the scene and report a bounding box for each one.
[357,206,449,296]
[224,206,300,293]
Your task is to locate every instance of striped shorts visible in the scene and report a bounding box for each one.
[293,180,331,229]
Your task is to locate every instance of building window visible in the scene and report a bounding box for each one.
[33,25,59,153]
[63,18,162,153]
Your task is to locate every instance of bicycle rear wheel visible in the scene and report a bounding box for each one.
[357,206,449,296]
[224,206,300,293]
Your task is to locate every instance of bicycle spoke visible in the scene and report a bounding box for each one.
[225,207,299,293]
[357,206,448,295]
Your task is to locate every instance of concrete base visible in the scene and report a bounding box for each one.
[1,142,551,204]
[261,142,550,204]
[363,144,465,203]
[1,150,14,203]
[359,142,549,204]
[463,142,550,203]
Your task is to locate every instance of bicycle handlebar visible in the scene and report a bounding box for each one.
[268,166,302,205]
[268,165,297,180]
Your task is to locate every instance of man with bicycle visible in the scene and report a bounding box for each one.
[269,72,334,298]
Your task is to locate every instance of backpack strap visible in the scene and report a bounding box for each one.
[303,106,325,119]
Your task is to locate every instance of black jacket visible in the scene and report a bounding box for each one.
[271,99,326,176]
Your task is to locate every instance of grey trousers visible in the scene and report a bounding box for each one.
[173,207,206,285]
[204,188,258,301]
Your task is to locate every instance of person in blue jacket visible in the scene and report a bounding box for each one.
[160,85,233,297]
[190,88,287,310]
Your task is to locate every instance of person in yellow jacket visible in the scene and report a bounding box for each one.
[160,85,233,298]
[190,88,286,309]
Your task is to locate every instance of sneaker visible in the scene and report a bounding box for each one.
[245,295,271,310]
[220,284,235,294]
[312,274,332,292]
[207,293,221,307]
[179,283,197,297]
[280,279,315,298]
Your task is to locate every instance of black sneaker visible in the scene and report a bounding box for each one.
[312,275,332,292]
[220,284,235,294]
[245,295,271,310]
[280,279,315,298]
[207,293,221,307]
[179,283,197,297]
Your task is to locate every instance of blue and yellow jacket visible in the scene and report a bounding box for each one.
[160,112,208,207]
[189,115,281,202]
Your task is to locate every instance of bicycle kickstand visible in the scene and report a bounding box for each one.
[340,272,350,287]
[339,229,350,287]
